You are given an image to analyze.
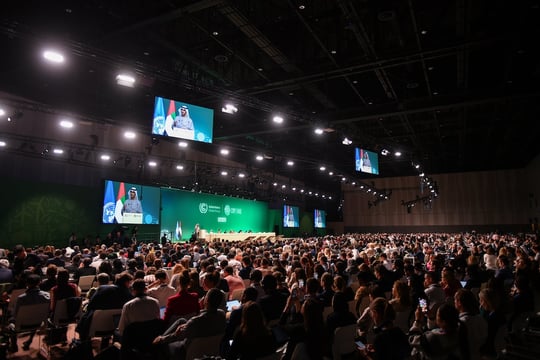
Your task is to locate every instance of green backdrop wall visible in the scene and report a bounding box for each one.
[0,179,326,250]
[161,188,273,241]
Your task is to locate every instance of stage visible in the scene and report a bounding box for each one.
[201,231,276,242]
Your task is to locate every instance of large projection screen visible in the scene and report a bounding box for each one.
[161,188,270,241]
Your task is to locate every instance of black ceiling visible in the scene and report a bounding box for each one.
[1,0,540,205]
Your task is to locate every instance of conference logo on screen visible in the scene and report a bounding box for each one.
[224,205,231,216]
[199,202,208,214]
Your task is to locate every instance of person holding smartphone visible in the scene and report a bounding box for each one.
[358,297,410,360]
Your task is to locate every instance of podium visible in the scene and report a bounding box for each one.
[198,229,207,240]
[123,212,143,224]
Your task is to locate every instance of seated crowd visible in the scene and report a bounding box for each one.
[0,231,539,359]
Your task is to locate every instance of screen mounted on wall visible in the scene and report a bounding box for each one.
[151,96,214,143]
[314,209,326,228]
[283,205,299,228]
[355,148,379,175]
[102,180,160,225]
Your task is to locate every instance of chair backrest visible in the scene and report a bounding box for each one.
[394,309,413,334]
[121,318,166,354]
[185,333,223,359]
[51,297,83,326]
[7,288,26,314]
[332,324,357,360]
[230,288,244,301]
[14,302,51,332]
[78,275,96,292]
[88,308,122,338]
[322,306,333,323]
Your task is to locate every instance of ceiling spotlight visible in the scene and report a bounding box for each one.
[287,160,294,166]
[298,4,305,9]
[273,116,284,124]
[221,171,228,176]
[116,74,135,87]
[100,154,110,161]
[342,177,347,182]
[178,141,188,148]
[53,148,64,154]
[381,149,390,156]
[342,137,353,145]
[59,120,74,128]
[220,149,230,155]
[394,151,402,157]
[329,171,334,176]
[148,161,157,167]
[43,50,65,64]
[221,104,238,114]
[414,164,420,169]
[212,31,219,36]
[419,172,425,177]
[176,165,184,170]
[331,50,337,54]
[421,30,427,35]
[0,109,5,116]
[255,155,263,161]
[238,173,245,178]
[124,131,136,139]
[281,184,286,189]
[314,128,324,135]
[273,182,278,187]
[0,141,6,147]
[319,166,326,171]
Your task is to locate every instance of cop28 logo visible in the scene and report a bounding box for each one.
[199,202,208,214]
[224,205,231,216]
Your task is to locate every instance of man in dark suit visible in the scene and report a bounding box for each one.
[258,274,287,323]
[76,272,133,341]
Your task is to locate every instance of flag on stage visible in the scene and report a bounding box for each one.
[167,99,176,119]
[152,97,165,135]
[175,221,182,241]
[114,182,126,223]
[102,180,116,223]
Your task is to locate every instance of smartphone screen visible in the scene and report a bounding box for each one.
[419,298,428,312]
[355,340,366,350]
[298,279,304,288]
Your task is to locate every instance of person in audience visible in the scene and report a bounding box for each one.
[227,301,276,360]
[280,297,327,360]
[163,270,200,326]
[326,291,357,346]
[117,278,161,337]
[7,274,50,352]
[454,288,487,360]
[423,271,446,329]
[478,288,506,359]
[223,265,245,300]
[50,268,80,312]
[225,287,258,344]
[74,257,97,282]
[0,258,13,283]
[258,273,288,323]
[389,280,413,333]
[317,272,335,307]
[153,288,227,359]
[40,264,58,292]
[409,303,468,360]
[12,246,43,290]
[362,297,410,360]
[46,249,65,268]
[76,272,134,341]
[147,269,177,307]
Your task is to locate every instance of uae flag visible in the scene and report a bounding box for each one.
[167,99,176,120]
[175,221,182,241]
[114,182,126,223]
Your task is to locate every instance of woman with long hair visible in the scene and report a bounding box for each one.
[227,301,276,359]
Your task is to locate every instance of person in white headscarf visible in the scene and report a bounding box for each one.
[174,105,194,130]
[122,187,143,214]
